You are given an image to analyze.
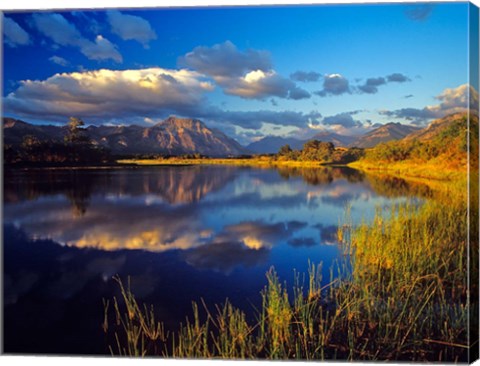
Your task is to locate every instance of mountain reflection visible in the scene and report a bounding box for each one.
[4,165,237,209]
[4,165,436,355]
[277,166,365,185]
[3,166,432,262]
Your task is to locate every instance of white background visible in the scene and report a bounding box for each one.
[1,1,479,366]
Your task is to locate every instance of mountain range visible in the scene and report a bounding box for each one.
[246,123,419,153]
[3,114,461,156]
[4,116,247,157]
[351,122,420,148]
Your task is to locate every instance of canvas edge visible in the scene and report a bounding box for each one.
[468,1,480,363]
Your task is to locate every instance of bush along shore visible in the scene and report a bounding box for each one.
[103,179,473,361]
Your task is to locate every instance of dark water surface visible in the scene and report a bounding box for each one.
[3,165,429,355]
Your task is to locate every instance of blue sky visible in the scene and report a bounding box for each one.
[2,2,477,144]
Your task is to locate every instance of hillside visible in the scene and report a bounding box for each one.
[350,122,420,148]
[350,112,477,179]
[247,132,355,154]
[311,131,356,147]
[4,116,248,157]
[403,113,468,142]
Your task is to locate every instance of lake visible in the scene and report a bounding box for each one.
[3,165,429,355]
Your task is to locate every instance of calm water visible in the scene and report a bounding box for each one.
[3,165,430,355]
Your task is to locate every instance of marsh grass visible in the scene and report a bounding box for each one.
[104,187,472,361]
[117,157,326,168]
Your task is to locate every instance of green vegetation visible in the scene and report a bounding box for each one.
[118,140,365,167]
[104,178,473,361]
[115,113,476,182]
[98,113,476,361]
[350,114,477,181]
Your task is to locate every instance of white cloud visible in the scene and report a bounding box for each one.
[3,14,30,47]
[380,84,479,123]
[49,55,69,66]
[431,84,478,112]
[106,10,157,47]
[32,13,81,45]
[179,41,309,100]
[81,35,122,62]
[290,70,321,82]
[179,40,271,78]
[31,13,122,63]
[4,68,214,121]
[224,70,310,100]
[315,74,351,97]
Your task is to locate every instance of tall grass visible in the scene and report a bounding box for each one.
[104,193,472,361]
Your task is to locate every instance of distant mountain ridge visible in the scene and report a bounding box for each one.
[4,116,442,157]
[312,131,356,147]
[4,116,248,157]
[402,113,468,142]
[246,132,356,154]
[349,122,420,148]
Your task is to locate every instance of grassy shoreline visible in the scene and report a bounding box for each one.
[104,169,472,361]
[105,198,470,361]
[117,157,467,183]
[348,160,466,182]
[117,157,330,168]
[6,156,467,185]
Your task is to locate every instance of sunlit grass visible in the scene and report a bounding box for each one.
[104,182,472,361]
[117,157,327,168]
[348,159,466,182]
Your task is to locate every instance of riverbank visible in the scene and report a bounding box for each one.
[106,179,471,361]
[118,156,469,183]
[348,159,466,182]
[117,157,330,168]
[103,158,473,361]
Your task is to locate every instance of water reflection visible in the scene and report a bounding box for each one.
[4,165,238,207]
[4,165,433,355]
[4,166,431,260]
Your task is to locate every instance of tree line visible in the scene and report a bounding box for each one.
[5,117,112,166]
[275,140,364,164]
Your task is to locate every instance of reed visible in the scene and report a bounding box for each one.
[104,188,471,361]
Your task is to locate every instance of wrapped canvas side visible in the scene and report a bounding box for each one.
[469,2,480,363]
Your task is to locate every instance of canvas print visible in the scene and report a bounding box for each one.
[2,1,479,362]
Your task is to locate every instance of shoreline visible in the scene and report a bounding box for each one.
[4,157,468,184]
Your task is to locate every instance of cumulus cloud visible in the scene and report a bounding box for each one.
[321,112,362,128]
[180,41,309,100]
[179,40,271,78]
[315,74,350,97]
[4,68,214,121]
[49,55,69,66]
[106,10,157,47]
[4,65,321,134]
[290,70,321,82]
[356,73,410,94]
[223,70,310,100]
[3,15,31,47]
[205,109,322,130]
[387,73,410,83]
[380,84,478,124]
[81,35,122,62]
[31,13,122,62]
[358,77,386,94]
[305,110,371,136]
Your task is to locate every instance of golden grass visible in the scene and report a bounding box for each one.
[348,159,466,182]
[117,157,327,168]
[104,177,472,361]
